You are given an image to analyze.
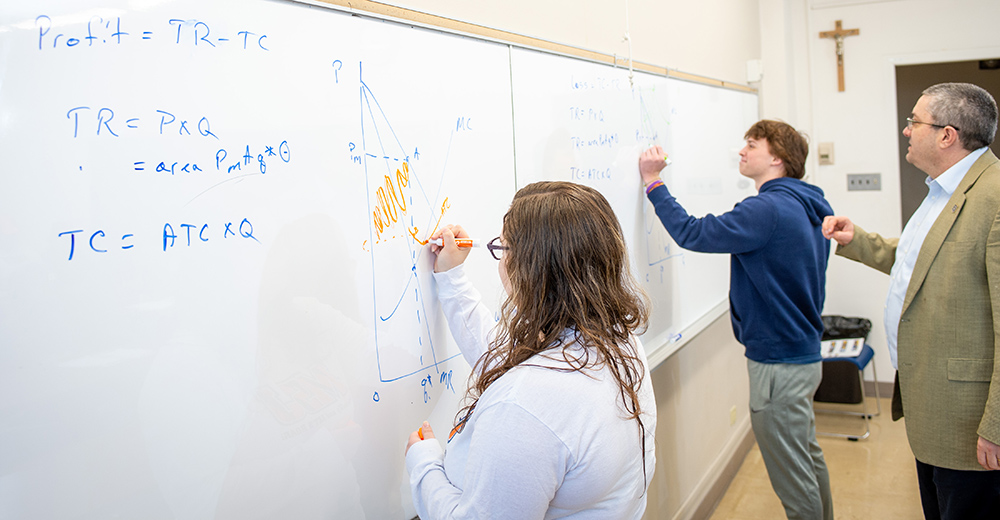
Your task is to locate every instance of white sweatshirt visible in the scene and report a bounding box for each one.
[406,265,657,519]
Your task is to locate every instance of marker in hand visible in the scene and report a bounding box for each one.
[663,156,673,166]
[428,238,482,248]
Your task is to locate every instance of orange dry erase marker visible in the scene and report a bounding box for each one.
[428,238,481,248]
[417,426,425,440]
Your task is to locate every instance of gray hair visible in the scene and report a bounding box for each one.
[923,83,998,151]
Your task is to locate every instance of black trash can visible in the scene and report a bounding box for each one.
[814,316,872,404]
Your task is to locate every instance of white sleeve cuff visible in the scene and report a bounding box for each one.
[405,439,445,476]
[432,263,476,299]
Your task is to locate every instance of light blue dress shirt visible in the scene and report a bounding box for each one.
[884,147,988,368]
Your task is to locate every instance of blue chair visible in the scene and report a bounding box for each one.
[814,343,881,441]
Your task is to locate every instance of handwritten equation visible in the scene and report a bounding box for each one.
[65,104,293,176]
[58,219,260,261]
[35,16,269,51]
[66,107,220,139]
[569,74,627,91]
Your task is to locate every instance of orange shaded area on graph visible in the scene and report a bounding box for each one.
[371,162,410,243]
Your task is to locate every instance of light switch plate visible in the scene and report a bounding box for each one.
[818,142,834,165]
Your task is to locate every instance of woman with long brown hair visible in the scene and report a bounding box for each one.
[405,181,656,519]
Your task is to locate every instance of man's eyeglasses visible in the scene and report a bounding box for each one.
[487,236,508,261]
[906,117,959,132]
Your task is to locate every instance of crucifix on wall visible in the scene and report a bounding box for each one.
[819,20,860,92]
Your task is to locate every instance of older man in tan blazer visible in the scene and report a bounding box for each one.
[824,83,1000,520]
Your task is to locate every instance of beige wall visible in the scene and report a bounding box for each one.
[383,0,761,85]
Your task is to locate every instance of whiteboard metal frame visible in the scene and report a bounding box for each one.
[645,300,730,369]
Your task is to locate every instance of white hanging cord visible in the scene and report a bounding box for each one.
[624,0,634,88]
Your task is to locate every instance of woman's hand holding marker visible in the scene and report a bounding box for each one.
[429,225,472,273]
[406,421,435,455]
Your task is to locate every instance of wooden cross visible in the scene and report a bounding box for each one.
[819,20,860,92]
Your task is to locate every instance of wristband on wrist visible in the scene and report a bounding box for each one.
[644,179,664,194]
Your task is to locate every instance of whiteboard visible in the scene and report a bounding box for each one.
[0,1,513,518]
[510,48,758,363]
[0,1,757,518]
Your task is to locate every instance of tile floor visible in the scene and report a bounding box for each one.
[707,397,925,519]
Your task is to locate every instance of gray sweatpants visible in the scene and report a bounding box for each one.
[747,359,833,520]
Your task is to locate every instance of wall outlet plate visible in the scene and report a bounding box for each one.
[847,173,881,191]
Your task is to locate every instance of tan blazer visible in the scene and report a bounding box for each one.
[837,149,1000,471]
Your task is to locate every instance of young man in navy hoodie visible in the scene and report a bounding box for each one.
[639,120,834,520]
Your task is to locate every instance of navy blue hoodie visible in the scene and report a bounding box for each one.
[647,177,833,363]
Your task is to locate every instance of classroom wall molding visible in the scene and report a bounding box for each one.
[300,0,757,94]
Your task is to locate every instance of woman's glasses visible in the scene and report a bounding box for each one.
[487,236,508,261]
[448,407,474,443]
